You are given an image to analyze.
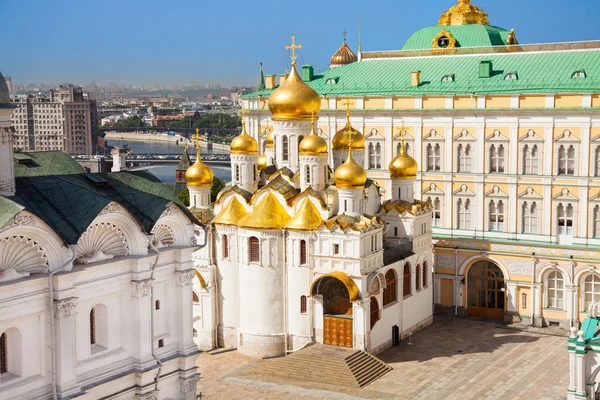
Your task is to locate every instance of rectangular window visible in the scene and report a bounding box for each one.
[0,332,6,374]
[158,339,164,348]
[300,295,307,314]
[249,237,260,262]
[222,235,229,259]
[333,244,340,255]
[300,240,307,265]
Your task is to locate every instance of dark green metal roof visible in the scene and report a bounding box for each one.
[0,196,24,228]
[177,148,191,170]
[402,25,510,50]
[244,49,600,98]
[14,151,85,177]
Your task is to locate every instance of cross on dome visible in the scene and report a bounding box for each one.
[193,128,202,152]
[285,35,303,66]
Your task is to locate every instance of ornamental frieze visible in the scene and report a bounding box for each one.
[176,270,195,287]
[0,213,35,232]
[54,298,78,318]
[131,279,153,298]
[98,202,121,215]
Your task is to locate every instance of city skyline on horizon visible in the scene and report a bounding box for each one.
[1,0,599,87]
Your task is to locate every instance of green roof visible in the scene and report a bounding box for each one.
[14,151,85,177]
[0,196,24,228]
[244,49,600,98]
[177,148,191,170]
[402,25,510,50]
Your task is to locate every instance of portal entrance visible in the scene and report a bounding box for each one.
[311,273,358,348]
[467,260,505,320]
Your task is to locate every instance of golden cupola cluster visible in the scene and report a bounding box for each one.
[330,36,358,68]
[334,143,367,189]
[299,118,328,156]
[332,108,365,151]
[438,0,489,26]
[230,121,259,154]
[389,132,418,180]
[186,130,214,187]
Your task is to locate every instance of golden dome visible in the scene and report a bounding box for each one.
[257,153,267,171]
[265,129,274,148]
[299,119,328,156]
[438,0,489,26]
[213,197,247,226]
[334,147,367,189]
[238,192,290,229]
[231,121,258,154]
[389,139,418,180]
[332,110,365,151]
[268,64,321,121]
[186,140,213,187]
[286,198,323,231]
[330,38,358,68]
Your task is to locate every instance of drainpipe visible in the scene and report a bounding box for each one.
[147,240,163,394]
[454,246,459,316]
[208,226,220,349]
[530,252,536,327]
[282,229,289,354]
[49,254,75,400]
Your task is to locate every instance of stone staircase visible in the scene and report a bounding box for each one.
[236,344,392,388]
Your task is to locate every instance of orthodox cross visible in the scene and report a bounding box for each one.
[238,108,249,131]
[343,30,347,41]
[193,128,201,152]
[345,128,356,152]
[399,120,408,153]
[285,35,302,66]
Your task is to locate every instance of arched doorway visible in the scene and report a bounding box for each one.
[311,272,359,348]
[467,260,505,320]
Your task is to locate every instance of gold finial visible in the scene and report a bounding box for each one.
[193,127,202,155]
[341,99,352,123]
[285,34,302,66]
[238,107,249,119]
[357,14,362,53]
[399,121,407,154]
[343,30,347,42]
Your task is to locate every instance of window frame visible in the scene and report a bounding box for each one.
[383,269,398,306]
[369,296,380,330]
[545,270,565,310]
[403,263,411,297]
[582,273,600,312]
[456,198,472,230]
[299,239,307,265]
[248,236,260,263]
[222,234,229,259]
[300,295,307,314]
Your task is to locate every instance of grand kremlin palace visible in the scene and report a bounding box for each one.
[242,0,600,328]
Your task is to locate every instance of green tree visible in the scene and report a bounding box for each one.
[115,115,144,128]
[211,176,225,202]
[177,187,190,207]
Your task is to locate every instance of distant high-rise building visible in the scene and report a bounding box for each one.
[10,84,98,154]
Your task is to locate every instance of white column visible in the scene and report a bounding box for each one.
[509,125,518,175]
[509,180,517,234]
[131,279,155,369]
[338,188,364,214]
[53,297,80,397]
[581,125,591,176]
[566,284,579,328]
[543,127,553,175]
[444,181,453,229]
[543,183,552,236]
[444,125,453,172]
[568,346,577,397]
[505,282,517,314]
[175,270,197,355]
[532,282,543,327]
[576,351,587,397]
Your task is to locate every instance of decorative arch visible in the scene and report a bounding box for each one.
[152,204,195,247]
[89,210,148,255]
[195,270,207,290]
[535,263,572,284]
[89,303,108,350]
[458,255,511,280]
[310,271,360,302]
[75,223,128,264]
[0,236,49,282]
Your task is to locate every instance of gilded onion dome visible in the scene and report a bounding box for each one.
[257,153,267,171]
[438,0,489,26]
[268,64,321,121]
[186,135,213,187]
[299,119,328,156]
[389,137,418,180]
[330,38,358,68]
[332,109,365,151]
[231,121,258,154]
[265,129,274,148]
[334,147,367,189]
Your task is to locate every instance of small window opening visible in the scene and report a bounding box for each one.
[158,339,164,348]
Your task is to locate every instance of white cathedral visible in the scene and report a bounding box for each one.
[189,58,435,358]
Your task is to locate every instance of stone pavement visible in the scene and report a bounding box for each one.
[196,316,569,400]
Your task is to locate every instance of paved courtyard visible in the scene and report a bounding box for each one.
[196,316,569,400]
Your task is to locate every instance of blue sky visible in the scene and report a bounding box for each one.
[1,0,598,87]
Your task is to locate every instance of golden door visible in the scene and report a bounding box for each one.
[323,316,353,348]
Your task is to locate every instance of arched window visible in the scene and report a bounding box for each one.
[384,269,397,306]
[546,271,564,309]
[416,264,422,291]
[370,297,380,329]
[504,73,518,80]
[558,145,575,175]
[403,263,411,297]
[426,143,441,171]
[595,147,600,177]
[423,261,428,287]
[300,295,307,314]
[427,196,441,227]
[490,144,505,173]
[523,144,539,175]
[249,236,260,262]
[368,143,376,169]
[90,308,96,345]
[521,293,527,309]
[305,165,311,184]
[155,300,160,310]
[583,274,600,311]
[300,240,307,265]
[457,144,472,172]
[282,136,289,161]
[234,164,240,182]
[489,200,505,231]
[90,304,107,351]
[594,205,600,238]
[557,203,574,238]
[522,201,538,234]
[222,234,229,258]
[457,198,472,229]
[0,332,7,375]
[193,291,200,303]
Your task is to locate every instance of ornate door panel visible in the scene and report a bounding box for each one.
[323,316,353,348]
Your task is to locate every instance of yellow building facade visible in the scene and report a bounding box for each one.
[243,0,600,328]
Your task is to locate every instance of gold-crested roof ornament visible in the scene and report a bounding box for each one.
[506,29,518,46]
[330,31,358,68]
[213,197,247,226]
[285,198,324,231]
[332,101,365,151]
[333,129,367,189]
[268,35,321,121]
[231,109,259,154]
[389,122,418,180]
[299,114,328,156]
[438,0,490,26]
[185,128,214,187]
[238,192,291,229]
[257,153,267,172]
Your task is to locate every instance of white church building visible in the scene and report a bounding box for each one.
[188,57,435,358]
[0,72,200,400]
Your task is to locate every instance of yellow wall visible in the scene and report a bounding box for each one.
[516,286,531,315]
[454,96,475,109]
[485,96,511,109]
[520,95,546,108]
[518,127,544,139]
[453,127,475,137]
[423,126,446,139]
[553,126,581,140]
[542,309,567,321]
[393,97,414,109]
[364,97,386,109]
[320,98,329,109]
[592,94,600,107]
[336,98,357,109]
[440,279,454,307]
[555,94,582,108]
[422,96,446,109]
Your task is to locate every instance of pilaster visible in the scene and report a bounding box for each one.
[53,297,80,397]
[175,270,197,355]
[131,279,156,369]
